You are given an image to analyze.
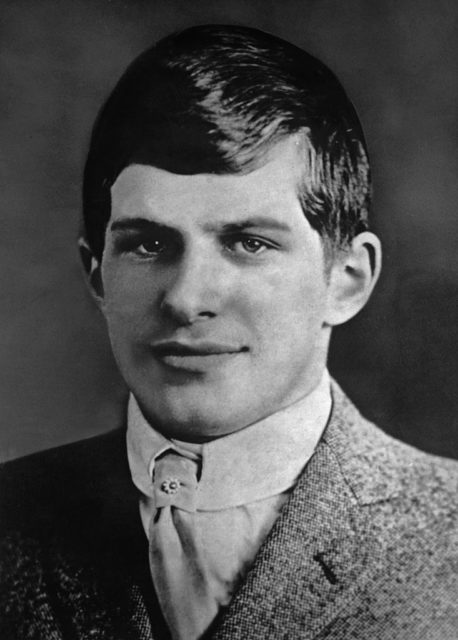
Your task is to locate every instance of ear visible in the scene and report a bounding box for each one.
[324,231,382,327]
[78,237,104,307]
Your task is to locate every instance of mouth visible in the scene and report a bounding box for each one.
[151,341,248,372]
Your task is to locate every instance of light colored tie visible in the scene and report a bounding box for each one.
[149,450,217,640]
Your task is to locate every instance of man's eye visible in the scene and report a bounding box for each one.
[134,239,166,256]
[225,236,273,255]
[240,238,267,253]
[113,230,181,259]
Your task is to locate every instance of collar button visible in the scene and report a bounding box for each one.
[160,478,181,494]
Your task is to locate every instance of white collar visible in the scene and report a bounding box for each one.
[127,371,332,511]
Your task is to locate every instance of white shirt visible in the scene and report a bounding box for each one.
[127,370,332,637]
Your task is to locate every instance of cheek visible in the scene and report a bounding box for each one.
[101,263,160,333]
[243,263,327,343]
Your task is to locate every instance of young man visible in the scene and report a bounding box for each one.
[1,25,457,640]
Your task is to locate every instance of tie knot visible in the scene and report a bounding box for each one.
[152,450,199,511]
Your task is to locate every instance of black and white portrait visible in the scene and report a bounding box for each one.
[1,2,457,639]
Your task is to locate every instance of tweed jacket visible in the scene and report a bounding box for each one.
[1,382,458,640]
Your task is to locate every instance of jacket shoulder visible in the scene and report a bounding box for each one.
[327,383,458,631]
[0,429,151,640]
[0,429,128,536]
[329,380,458,508]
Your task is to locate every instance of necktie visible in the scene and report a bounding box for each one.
[149,449,217,640]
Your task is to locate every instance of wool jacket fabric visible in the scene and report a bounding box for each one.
[1,381,458,640]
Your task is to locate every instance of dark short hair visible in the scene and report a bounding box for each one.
[82,24,371,261]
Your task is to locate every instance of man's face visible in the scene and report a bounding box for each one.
[100,138,334,440]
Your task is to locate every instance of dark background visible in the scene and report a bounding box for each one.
[1,0,457,462]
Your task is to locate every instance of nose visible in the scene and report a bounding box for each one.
[159,247,223,325]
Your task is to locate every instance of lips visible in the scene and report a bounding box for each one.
[151,340,248,372]
[152,341,245,356]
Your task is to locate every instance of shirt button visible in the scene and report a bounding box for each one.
[160,478,181,494]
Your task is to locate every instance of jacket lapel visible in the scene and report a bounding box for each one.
[211,382,380,639]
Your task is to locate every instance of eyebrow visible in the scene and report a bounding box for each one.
[110,218,174,234]
[110,215,292,235]
[205,216,292,234]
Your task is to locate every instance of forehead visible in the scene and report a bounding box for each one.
[110,136,308,228]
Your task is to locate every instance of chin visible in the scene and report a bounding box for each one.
[139,389,235,441]
[154,406,234,442]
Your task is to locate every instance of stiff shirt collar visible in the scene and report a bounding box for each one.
[127,371,332,511]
